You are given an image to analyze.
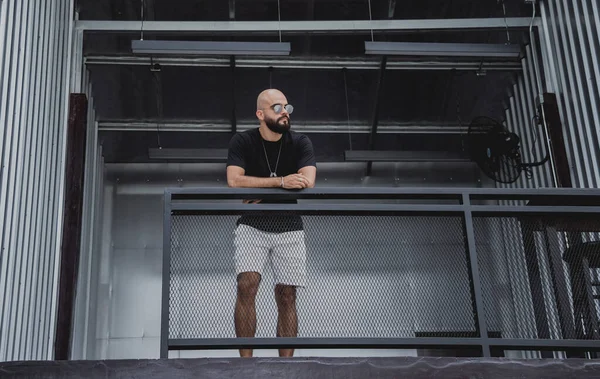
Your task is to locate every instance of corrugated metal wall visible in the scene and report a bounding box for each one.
[503,43,554,189]
[501,0,600,190]
[0,0,74,361]
[539,0,600,188]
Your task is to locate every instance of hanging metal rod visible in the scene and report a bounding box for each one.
[84,55,522,71]
[76,18,535,34]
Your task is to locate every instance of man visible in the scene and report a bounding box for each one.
[226,89,316,358]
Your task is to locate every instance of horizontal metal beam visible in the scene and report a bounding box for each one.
[345,150,469,162]
[76,18,535,34]
[170,202,600,215]
[169,337,486,350]
[170,203,466,214]
[168,337,600,350]
[165,186,600,199]
[98,120,468,134]
[85,55,522,71]
[148,148,227,161]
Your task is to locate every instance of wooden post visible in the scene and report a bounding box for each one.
[54,93,88,360]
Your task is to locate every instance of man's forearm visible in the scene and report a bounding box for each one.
[228,175,281,188]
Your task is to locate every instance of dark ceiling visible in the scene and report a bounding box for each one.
[77,0,530,21]
[78,0,534,164]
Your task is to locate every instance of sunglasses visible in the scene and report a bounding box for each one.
[269,103,294,115]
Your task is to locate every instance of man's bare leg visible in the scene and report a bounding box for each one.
[274,284,298,357]
[235,272,261,357]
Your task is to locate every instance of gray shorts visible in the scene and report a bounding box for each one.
[233,224,307,287]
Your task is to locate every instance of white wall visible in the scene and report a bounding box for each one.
[72,161,526,359]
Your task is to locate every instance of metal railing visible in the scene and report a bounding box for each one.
[161,187,600,358]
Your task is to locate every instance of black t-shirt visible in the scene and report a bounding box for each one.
[227,128,316,233]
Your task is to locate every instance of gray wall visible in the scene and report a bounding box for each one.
[0,0,75,362]
[539,0,600,188]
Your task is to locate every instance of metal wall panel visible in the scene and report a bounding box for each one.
[502,0,600,190]
[0,0,74,361]
[502,42,553,190]
[540,0,600,188]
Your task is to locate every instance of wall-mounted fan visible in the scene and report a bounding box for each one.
[466,116,549,184]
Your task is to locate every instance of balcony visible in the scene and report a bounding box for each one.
[162,187,600,358]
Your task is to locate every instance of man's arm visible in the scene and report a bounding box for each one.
[296,134,317,188]
[227,166,281,188]
[227,165,309,189]
[298,166,316,188]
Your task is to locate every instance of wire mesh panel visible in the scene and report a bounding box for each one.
[169,213,476,340]
[474,214,600,341]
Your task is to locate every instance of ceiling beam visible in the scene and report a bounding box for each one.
[84,56,523,71]
[76,17,536,34]
[147,148,473,163]
[97,120,469,134]
[345,150,469,162]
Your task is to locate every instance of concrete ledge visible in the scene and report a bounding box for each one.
[2,357,600,379]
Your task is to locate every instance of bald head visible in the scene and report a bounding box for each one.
[255,88,291,135]
[256,89,287,110]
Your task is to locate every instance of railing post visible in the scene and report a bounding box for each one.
[461,193,491,357]
[161,189,173,359]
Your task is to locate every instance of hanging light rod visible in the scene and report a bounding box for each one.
[365,41,522,58]
[344,150,470,162]
[131,40,291,56]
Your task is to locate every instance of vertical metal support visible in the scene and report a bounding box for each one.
[567,255,600,341]
[543,227,576,340]
[518,218,556,358]
[160,190,173,359]
[461,193,490,357]
[387,0,396,19]
[228,0,235,20]
[520,224,552,340]
[230,56,236,134]
[366,56,386,176]
[303,0,315,54]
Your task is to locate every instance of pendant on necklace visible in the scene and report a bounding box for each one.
[270,172,277,177]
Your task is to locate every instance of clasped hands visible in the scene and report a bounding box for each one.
[243,173,310,204]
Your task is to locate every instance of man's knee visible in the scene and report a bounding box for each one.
[275,284,296,308]
[237,272,261,299]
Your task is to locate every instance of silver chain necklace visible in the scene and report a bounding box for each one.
[261,138,283,177]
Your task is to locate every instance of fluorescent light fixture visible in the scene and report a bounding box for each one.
[132,40,291,56]
[148,148,228,161]
[364,41,521,58]
[344,150,469,162]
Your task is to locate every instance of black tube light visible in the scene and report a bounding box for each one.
[344,150,470,163]
[365,41,521,58]
[132,40,291,56]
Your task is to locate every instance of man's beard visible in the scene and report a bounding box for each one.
[265,116,290,134]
